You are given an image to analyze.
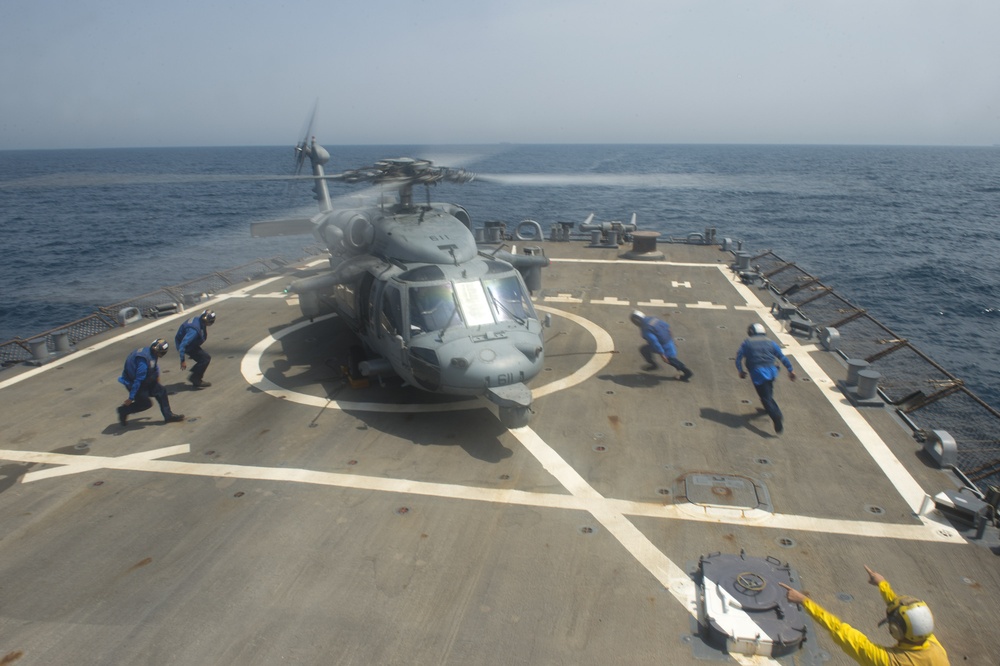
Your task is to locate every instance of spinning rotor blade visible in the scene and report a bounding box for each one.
[474,173,703,188]
[294,99,319,176]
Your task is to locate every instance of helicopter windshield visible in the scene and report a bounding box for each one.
[483,275,535,324]
[409,283,460,334]
[408,275,534,335]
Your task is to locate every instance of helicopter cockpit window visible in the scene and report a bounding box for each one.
[398,265,446,282]
[379,285,403,339]
[483,275,535,323]
[409,283,460,334]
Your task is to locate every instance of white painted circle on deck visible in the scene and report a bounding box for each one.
[240,304,615,413]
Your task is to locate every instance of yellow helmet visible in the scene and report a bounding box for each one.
[881,595,934,643]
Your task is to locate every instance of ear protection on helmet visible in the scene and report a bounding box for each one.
[881,596,934,643]
[150,339,169,357]
[748,323,766,336]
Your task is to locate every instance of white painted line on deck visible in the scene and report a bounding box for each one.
[0,258,328,393]
[239,305,612,412]
[548,258,721,268]
[531,305,616,399]
[543,293,583,303]
[487,419,701,623]
[638,299,678,308]
[19,445,192,482]
[4,446,961,546]
[724,265,942,519]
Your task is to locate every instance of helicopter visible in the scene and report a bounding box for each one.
[251,136,551,428]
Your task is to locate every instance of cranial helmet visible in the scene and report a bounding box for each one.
[150,339,169,357]
[630,310,645,326]
[881,596,934,644]
[748,323,766,336]
[200,310,216,325]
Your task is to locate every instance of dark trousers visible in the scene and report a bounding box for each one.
[186,346,211,382]
[639,345,690,373]
[753,380,783,426]
[122,382,174,419]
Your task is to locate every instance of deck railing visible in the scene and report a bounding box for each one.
[744,249,1000,494]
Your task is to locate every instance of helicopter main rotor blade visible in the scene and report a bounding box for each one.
[474,173,706,188]
[294,99,319,176]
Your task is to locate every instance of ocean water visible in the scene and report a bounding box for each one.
[1,144,998,406]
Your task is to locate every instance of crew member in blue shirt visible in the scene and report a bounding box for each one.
[117,339,184,426]
[736,322,796,433]
[175,310,216,388]
[630,310,693,381]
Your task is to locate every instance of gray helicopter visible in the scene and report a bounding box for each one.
[252,136,550,428]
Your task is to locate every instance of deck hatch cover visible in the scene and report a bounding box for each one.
[681,473,772,512]
[698,551,807,657]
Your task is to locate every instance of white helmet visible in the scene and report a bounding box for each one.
[630,310,645,326]
[881,596,935,644]
[748,323,766,336]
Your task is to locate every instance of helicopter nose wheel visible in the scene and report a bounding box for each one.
[499,405,532,429]
[487,384,534,429]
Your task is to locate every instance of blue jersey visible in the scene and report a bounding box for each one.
[175,317,208,361]
[118,346,159,400]
[639,316,678,358]
[736,337,793,385]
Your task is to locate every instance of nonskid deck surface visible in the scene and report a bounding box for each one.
[0,241,996,664]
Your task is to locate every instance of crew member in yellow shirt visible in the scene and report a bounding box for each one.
[779,565,948,665]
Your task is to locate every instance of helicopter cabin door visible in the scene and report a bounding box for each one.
[373,282,407,368]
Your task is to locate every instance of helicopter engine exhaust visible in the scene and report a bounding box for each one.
[493,250,550,293]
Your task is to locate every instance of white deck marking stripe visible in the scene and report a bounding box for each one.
[240,305,613,410]
[6,445,957,543]
[549,258,720,267]
[504,421,781,666]
[505,422,701,620]
[20,445,192,482]
[0,258,329,392]
[531,305,615,399]
[724,265,938,517]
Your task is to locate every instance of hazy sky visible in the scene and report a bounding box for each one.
[1,0,997,149]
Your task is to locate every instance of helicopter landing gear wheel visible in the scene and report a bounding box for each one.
[498,405,532,429]
[488,383,534,428]
[347,345,365,380]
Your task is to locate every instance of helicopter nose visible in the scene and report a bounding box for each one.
[441,337,543,392]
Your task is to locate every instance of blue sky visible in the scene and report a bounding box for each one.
[1,0,997,149]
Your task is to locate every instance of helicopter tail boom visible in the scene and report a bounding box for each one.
[251,218,315,238]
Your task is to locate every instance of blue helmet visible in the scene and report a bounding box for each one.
[150,339,169,357]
